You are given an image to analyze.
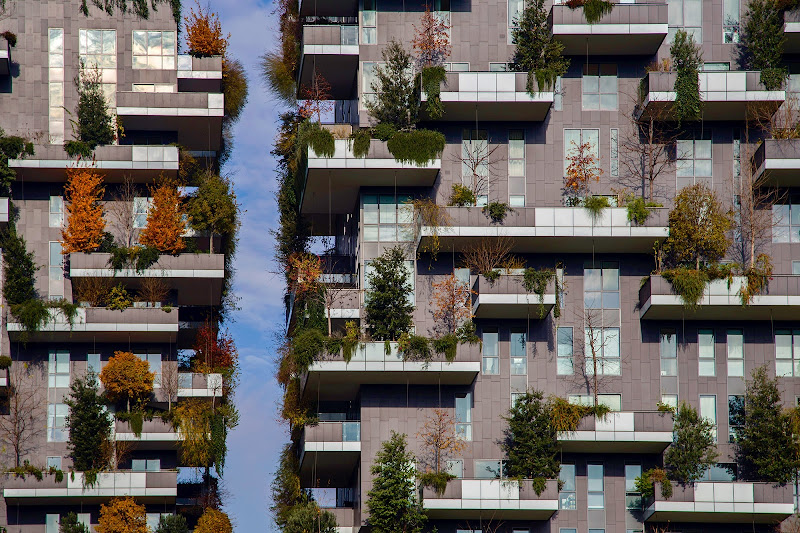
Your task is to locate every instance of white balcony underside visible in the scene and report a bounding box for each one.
[558,430,674,453]
[303,441,361,452]
[641,294,800,320]
[645,501,794,523]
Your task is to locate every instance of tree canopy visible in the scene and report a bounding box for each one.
[95,497,148,533]
[510,0,569,93]
[664,402,718,484]
[364,246,414,341]
[187,171,239,254]
[61,168,106,253]
[139,176,186,254]
[64,373,112,473]
[364,40,418,130]
[501,391,560,490]
[99,351,155,410]
[194,508,233,533]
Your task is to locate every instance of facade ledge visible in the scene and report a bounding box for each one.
[177,372,223,398]
[784,10,800,53]
[298,25,359,99]
[558,411,674,453]
[472,275,557,319]
[422,479,559,520]
[752,138,800,186]
[2,471,177,504]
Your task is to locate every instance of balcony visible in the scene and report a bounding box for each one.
[2,470,177,504]
[752,138,800,187]
[299,0,358,17]
[299,421,361,485]
[422,478,559,520]
[7,307,179,343]
[320,507,358,530]
[639,275,800,320]
[116,91,224,152]
[302,138,440,216]
[558,411,673,453]
[644,482,794,523]
[420,206,668,253]
[0,41,9,76]
[177,55,222,93]
[471,275,556,319]
[302,342,481,400]
[69,252,225,307]
[177,372,223,398]
[784,9,800,53]
[298,24,359,99]
[549,1,668,56]
[637,71,786,121]
[421,72,554,121]
[115,418,180,449]
[8,144,179,182]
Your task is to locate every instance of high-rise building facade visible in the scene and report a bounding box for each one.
[0,1,235,530]
[280,0,800,532]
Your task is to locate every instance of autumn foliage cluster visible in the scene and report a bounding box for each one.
[431,273,474,334]
[139,176,186,254]
[412,6,451,68]
[184,1,228,57]
[564,140,602,197]
[287,252,322,298]
[95,497,148,533]
[192,322,238,373]
[195,508,233,533]
[99,351,155,410]
[61,167,106,253]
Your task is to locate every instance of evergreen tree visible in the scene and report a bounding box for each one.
[364,40,418,130]
[509,0,569,93]
[64,373,112,472]
[187,171,239,254]
[664,402,718,484]
[740,0,787,90]
[735,366,800,483]
[670,29,702,124]
[60,512,90,533]
[364,246,414,341]
[75,67,115,150]
[366,431,426,533]
[284,502,338,533]
[1,227,38,306]
[501,391,560,492]
[154,515,189,533]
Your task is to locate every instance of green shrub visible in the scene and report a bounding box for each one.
[364,246,414,341]
[420,65,447,119]
[660,268,707,309]
[581,0,613,23]
[482,202,512,223]
[455,321,480,345]
[107,284,132,310]
[418,470,455,495]
[350,129,371,158]
[448,184,476,206]
[582,195,610,218]
[64,140,93,158]
[522,267,555,318]
[741,0,787,91]
[155,515,189,533]
[292,328,326,373]
[664,402,718,484]
[550,396,592,432]
[372,122,397,141]
[0,355,11,369]
[626,197,652,225]
[635,468,672,500]
[0,131,34,192]
[398,333,432,361]
[340,320,360,363]
[10,299,50,332]
[8,461,44,481]
[386,129,446,166]
[133,245,160,272]
[482,269,501,283]
[432,334,458,362]
[364,40,418,130]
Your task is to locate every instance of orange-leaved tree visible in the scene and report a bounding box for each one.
[287,252,322,299]
[193,322,238,374]
[99,351,154,412]
[412,5,451,68]
[564,140,602,199]
[431,272,475,334]
[95,497,148,533]
[139,176,186,254]
[417,408,466,475]
[298,72,333,123]
[184,0,229,57]
[61,167,105,253]
[195,508,233,533]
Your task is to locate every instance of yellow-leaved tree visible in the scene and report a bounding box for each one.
[173,398,213,467]
[99,351,154,412]
[139,176,186,254]
[95,497,148,533]
[195,508,233,533]
[184,1,229,57]
[61,167,105,253]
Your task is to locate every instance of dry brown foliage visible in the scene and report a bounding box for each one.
[564,140,602,198]
[412,6,451,68]
[61,167,106,253]
[461,236,514,275]
[430,273,474,334]
[73,277,113,307]
[298,72,333,123]
[0,363,45,468]
[137,277,169,304]
[416,408,467,474]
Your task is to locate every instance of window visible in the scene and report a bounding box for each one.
[583,263,620,310]
[508,0,523,43]
[46,515,60,533]
[661,394,678,409]
[49,241,64,299]
[584,264,621,376]
[482,329,499,375]
[727,329,744,377]
[47,456,62,470]
[511,392,525,406]
[362,0,376,44]
[133,31,176,69]
[362,62,378,106]
[668,0,702,43]
[445,62,469,72]
[47,403,68,442]
[626,464,642,510]
[49,28,65,143]
[560,530,577,533]
[446,459,463,478]
[587,463,604,509]
[87,353,101,375]
[132,83,175,93]
[77,514,90,529]
[510,330,526,375]
[362,194,413,242]
[564,129,599,177]
[589,530,606,533]
[776,329,800,377]
[508,130,525,207]
[474,460,502,479]
[132,458,161,471]
[455,392,472,441]
[49,196,64,227]
[699,463,736,481]
[559,464,576,510]
[134,196,151,229]
[557,327,573,375]
[582,64,618,111]
[700,394,717,442]
[793,261,800,275]
[676,136,712,189]
[49,351,70,387]
[772,198,800,243]
[139,352,162,386]
[462,129,489,205]
[343,421,360,441]
[569,394,622,412]
[489,62,510,72]
[79,29,117,107]
[660,329,677,376]
[610,128,619,177]
[553,77,563,111]
[723,0,739,43]
[728,394,744,442]
[698,329,715,376]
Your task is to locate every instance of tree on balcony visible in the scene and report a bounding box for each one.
[284,502,338,533]
[61,167,106,253]
[564,140,603,204]
[0,128,34,192]
[154,515,188,533]
[185,1,228,57]
[670,30,702,125]
[367,431,426,533]
[431,272,474,336]
[298,72,333,123]
[365,246,414,341]
[186,171,239,254]
[60,512,89,533]
[66,66,115,157]
[64,373,112,482]
[195,509,233,533]
[663,402,718,484]
[417,408,466,494]
[100,351,155,412]
[365,40,418,131]
[139,176,186,254]
[0,363,44,468]
[740,0,787,91]
[510,0,569,94]
[96,496,148,533]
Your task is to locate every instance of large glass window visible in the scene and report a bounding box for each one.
[362,62,378,106]
[87,353,102,375]
[49,241,64,299]
[698,329,715,377]
[49,196,64,227]
[47,403,68,442]
[772,198,800,243]
[668,0,702,43]
[49,28,65,144]
[79,29,117,106]
[727,329,744,377]
[455,392,472,441]
[776,329,800,377]
[660,329,677,376]
[133,31,176,69]
[482,329,499,375]
[362,194,413,242]
[559,463,576,510]
[462,129,489,205]
[610,128,619,177]
[582,64,618,111]
[564,129,599,177]
[728,394,744,443]
[508,130,525,207]
[661,394,678,409]
[584,264,620,375]
[557,327,573,375]
[510,330,526,375]
[587,463,604,509]
[474,459,502,479]
[361,0,377,44]
[138,352,162,387]
[48,351,70,388]
[508,0,523,43]
[700,394,717,442]
[625,464,643,510]
[722,0,739,43]
[46,515,60,533]
[676,137,712,189]
[134,196,151,229]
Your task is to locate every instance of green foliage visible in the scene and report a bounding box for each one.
[448,183,476,206]
[482,201,512,223]
[365,247,414,341]
[386,129,446,166]
[432,334,458,362]
[154,515,189,533]
[134,246,160,272]
[582,195,610,217]
[365,40,418,130]
[261,52,296,105]
[398,332,432,361]
[418,471,455,495]
[222,58,249,123]
[210,410,228,476]
[510,0,569,93]
[7,461,43,481]
[663,184,732,269]
[186,172,239,254]
[284,502,338,533]
[579,0,614,24]
[367,432,426,533]
[456,321,480,345]
[372,122,397,142]
[74,67,115,151]
[116,409,147,437]
[501,391,559,493]
[0,129,34,192]
[291,328,326,373]
[107,284,133,311]
[635,468,672,500]
[65,373,112,473]
[350,129,372,158]
[657,401,677,413]
[670,30,702,124]
[341,320,360,363]
[9,299,49,333]
[299,121,335,158]
[550,396,592,432]
[522,267,555,318]
[739,253,773,306]
[0,355,10,369]
[64,140,93,159]
[664,402,718,484]
[741,0,787,91]
[482,269,501,283]
[626,197,659,225]
[60,512,90,533]
[420,65,447,119]
[735,366,800,483]
[270,444,305,528]
[1,228,37,307]
[661,267,709,309]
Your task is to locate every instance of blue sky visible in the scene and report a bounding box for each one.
[211,0,285,529]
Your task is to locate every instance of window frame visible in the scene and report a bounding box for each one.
[698,329,716,377]
[132,30,176,70]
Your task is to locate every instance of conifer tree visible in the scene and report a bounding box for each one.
[364,246,414,341]
[664,402,718,484]
[139,176,186,254]
[186,171,239,254]
[510,0,569,93]
[75,67,115,150]
[64,373,112,473]
[60,512,89,533]
[364,40,418,130]
[61,167,106,253]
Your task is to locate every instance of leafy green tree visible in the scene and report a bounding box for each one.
[285,502,338,533]
[510,0,569,93]
[187,171,239,254]
[365,40,418,130]
[64,373,112,472]
[74,67,115,150]
[740,0,787,90]
[0,129,34,191]
[364,246,414,341]
[735,366,800,483]
[270,444,305,527]
[663,183,732,269]
[670,29,702,124]
[664,402,718,484]
[60,512,90,533]
[1,227,38,306]
[154,514,189,533]
[501,390,560,492]
[366,431,426,533]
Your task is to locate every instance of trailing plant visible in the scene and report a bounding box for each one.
[79,0,182,28]
[670,30,702,125]
[432,334,458,362]
[664,402,718,484]
[522,267,555,318]
[412,197,452,260]
[61,167,106,253]
[364,247,414,341]
[350,129,372,158]
[482,201,512,223]
[291,328,326,373]
[510,0,569,93]
[482,269,501,283]
[660,266,732,310]
[398,332,432,362]
[626,197,660,225]
[582,195,610,218]
[386,129,446,166]
[418,471,455,495]
[740,0,787,91]
[739,253,772,306]
[64,141,93,159]
[635,468,673,500]
[565,0,613,24]
[116,408,148,437]
[550,396,591,432]
[419,65,447,119]
[455,321,480,345]
[340,320,360,363]
[7,461,44,481]
[222,58,249,123]
[365,40,418,130]
[107,284,133,311]
[449,183,476,206]
[372,122,397,142]
[298,120,335,158]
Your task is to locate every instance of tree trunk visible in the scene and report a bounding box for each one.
[209,233,214,254]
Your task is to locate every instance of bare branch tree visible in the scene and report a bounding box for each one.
[461,236,515,276]
[450,131,506,203]
[161,360,179,412]
[0,363,45,468]
[416,408,466,475]
[565,307,620,407]
[106,173,137,247]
